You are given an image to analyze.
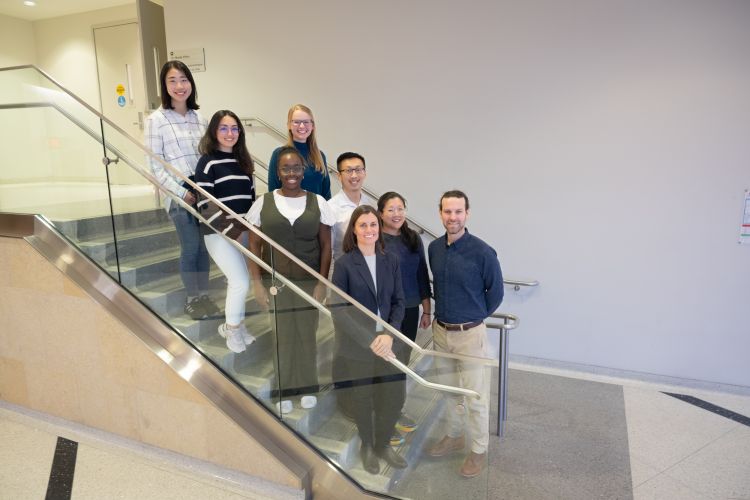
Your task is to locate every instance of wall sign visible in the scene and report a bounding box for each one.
[169,48,206,72]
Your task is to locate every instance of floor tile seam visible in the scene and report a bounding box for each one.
[653,424,739,480]
[627,419,740,477]
[622,389,734,488]
[633,470,720,500]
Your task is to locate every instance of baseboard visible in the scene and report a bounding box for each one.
[509,354,750,396]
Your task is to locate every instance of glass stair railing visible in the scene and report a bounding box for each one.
[0,64,502,499]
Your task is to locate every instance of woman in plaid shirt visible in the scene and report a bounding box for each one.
[145,60,218,320]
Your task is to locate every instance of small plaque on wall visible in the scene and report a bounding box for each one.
[169,48,206,72]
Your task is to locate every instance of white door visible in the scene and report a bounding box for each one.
[94,21,146,185]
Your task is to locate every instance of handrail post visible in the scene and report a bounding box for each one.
[497,316,510,437]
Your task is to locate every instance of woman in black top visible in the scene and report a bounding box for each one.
[195,110,256,354]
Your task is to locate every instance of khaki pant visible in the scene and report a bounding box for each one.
[432,320,490,454]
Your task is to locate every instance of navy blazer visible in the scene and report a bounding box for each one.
[331,248,405,360]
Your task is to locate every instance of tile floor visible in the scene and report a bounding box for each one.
[1,363,749,500]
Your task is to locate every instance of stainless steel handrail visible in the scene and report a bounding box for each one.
[0,90,493,377]
[486,312,519,437]
[390,358,479,399]
[244,115,540,290]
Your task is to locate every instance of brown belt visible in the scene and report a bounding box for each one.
[436,319,483,332]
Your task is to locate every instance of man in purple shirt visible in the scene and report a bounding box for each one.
[427,190,504,478]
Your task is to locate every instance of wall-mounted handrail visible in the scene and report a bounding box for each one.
[243,115,540,291]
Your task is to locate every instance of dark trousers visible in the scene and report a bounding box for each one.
[394,306,419,368]
[270,279,320,398]
[341,355,405,450]
[334,306,418,413]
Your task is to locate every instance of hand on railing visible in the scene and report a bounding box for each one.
[253,281,270,312]
[370,334,395,361]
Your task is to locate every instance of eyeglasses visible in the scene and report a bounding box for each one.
[279,165,304,174]
[218,125,240,134]
[339,167,366,176]
[385,207,406,215]
[291,120,313,127]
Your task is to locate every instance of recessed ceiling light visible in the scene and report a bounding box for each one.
[24,1,37,7]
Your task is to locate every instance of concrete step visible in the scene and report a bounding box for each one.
[77,225,179,266]
[54,208,170,242]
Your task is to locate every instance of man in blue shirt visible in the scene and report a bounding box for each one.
[426,190,504,478]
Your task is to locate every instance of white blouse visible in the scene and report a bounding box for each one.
[245,190,335,227]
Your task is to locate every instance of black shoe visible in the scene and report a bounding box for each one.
[376,447,408,469]
[184,297,207,320]
[199,294,220,317]
[360,444,380,474]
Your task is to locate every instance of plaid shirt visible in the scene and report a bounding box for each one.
[144,107,207,209]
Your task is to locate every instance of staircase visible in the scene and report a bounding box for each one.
[53,207,451,496]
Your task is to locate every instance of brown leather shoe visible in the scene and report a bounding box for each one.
[427,435,465,457]
[459,451,486,478]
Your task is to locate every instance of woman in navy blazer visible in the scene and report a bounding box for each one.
[331,205,408,474]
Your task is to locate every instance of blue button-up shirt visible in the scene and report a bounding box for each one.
[428,229,504,324]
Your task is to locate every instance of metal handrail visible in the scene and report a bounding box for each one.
[0,69,495,376]
[485,312,519,437]
[390,358,479,399]
[244,115,540,290]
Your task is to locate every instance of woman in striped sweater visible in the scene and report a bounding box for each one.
[195,110,256,353]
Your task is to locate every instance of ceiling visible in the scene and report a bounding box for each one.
[0,0,136,21]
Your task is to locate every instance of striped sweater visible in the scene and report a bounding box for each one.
[195,150,255,239]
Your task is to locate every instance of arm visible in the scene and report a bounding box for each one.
[331,259,380,351]
[416,237,433,328]
[144,113,188,200]
[372,256,404,360]
[195,156,220,222]
[248,228,269,311]
[484,250,505,315]
[313,223,332,302]
[321,151,332,200]
[267,148,280,192]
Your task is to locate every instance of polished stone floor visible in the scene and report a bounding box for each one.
[1,363,749,500]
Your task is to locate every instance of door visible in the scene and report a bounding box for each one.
[94,21,146,185]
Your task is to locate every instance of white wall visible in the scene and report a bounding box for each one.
[168,0,750,386]
[0,14,37,67]
[30,4,138,183]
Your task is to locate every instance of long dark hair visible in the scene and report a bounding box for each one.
[159,60,199,110]
[377,192,420,252]
[198,110,254,176]
[342,205,384,254]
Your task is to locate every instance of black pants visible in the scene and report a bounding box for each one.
[269,279,320,398]
[334,306,418,411]
[340,355,405,450]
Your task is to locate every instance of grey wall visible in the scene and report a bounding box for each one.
[164,0,750,387]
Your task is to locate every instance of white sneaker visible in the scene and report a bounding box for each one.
[218,323,246,353]
[239,325,256,346]
[300,395,317,409]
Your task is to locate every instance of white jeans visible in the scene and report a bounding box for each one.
[204,232,249,325]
